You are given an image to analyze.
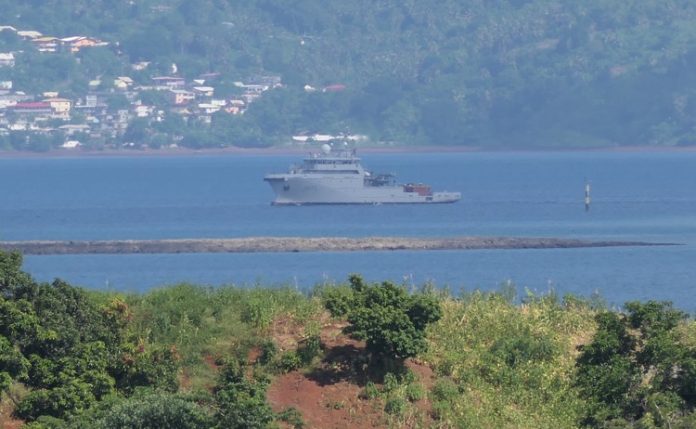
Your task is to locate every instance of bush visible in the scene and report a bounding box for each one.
[384,397,406,416]
[277,407,304,429]
[95,392,212,429]
[336,275,442,371]
[319,285,354,318]
[297,335,322,366]
[258,340,277,365]
[276,351,302,373]
[213,360,274,429]
[359,381,380,400]
[406,383,425,402]
[576,301,696,426]
[431,379,459,403]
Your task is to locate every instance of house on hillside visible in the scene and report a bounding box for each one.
[192,86,214,97]
[152,76,185,90]
[114,76,134,90]
[61,140,81,149]
[0,53,14,67]
[44,98,72,118]
[0,92,30,108]
[60,36,107,52]
[133,104,153,118]
[131,61,150,71]
[17,30,42,40]
[197,103,221,114]
[58,124,90,136]
[169,89,195,105]
[10,102,53,117]
[32,36,59,52]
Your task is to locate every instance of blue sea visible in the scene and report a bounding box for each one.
[1,151,695,310]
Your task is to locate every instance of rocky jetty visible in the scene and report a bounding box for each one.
[0,236,675,255]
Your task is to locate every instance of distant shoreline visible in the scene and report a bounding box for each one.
[1,144,695,159]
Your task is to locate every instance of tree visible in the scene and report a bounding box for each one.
[576,301,696,427]
[213,360,274,429]
[94,392,212,429]
[0,251,180,423]
[327,275,441,372]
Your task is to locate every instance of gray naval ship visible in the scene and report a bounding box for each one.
[264,144,461,205]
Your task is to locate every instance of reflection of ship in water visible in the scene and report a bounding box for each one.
[264,144,461,205]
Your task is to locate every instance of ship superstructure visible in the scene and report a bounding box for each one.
[263,145,461,205]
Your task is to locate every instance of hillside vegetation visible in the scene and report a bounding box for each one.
[3,250,696,428]
[2,1,696,148]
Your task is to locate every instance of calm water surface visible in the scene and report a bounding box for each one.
[1,151,694,309]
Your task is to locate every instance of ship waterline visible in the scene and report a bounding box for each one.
[264,146,461,205]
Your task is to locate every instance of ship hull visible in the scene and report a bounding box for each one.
[264,174,460,205]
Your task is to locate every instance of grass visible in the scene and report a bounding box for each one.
[80,280,696,428]
[116,283,324,390]
[423,288,598,428]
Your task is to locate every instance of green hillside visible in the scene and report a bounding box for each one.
[3,250,696,428]
[2,0,696,148]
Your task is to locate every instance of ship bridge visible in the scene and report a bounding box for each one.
[299,150,364,174]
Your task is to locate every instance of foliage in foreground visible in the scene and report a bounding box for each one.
[424,288,597,428]
[0,251,178,422]
[4,249,696,428]
[576,301,696,428]
[323,274,442,373]
[0,250,296,427]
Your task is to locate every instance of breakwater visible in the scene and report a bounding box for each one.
[0,237,675,255]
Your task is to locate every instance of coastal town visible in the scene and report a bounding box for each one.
[0,25,299,151]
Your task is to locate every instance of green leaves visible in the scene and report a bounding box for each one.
[213,360,274,429]
[334,275,442,369]
[576,301,696,426]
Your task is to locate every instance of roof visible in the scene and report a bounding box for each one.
[0,53,14,60]
[44,98,72,103]
[13,102,51,109]
[58,124,90,130]
[60,36,85,42]
[33,36,58,43]
[0,26,17,32]
[152,76,184,81]
[17,30,42,38]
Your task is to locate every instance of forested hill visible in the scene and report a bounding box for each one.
[3,0,696,148]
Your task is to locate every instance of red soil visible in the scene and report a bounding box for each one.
[266,317,436,429]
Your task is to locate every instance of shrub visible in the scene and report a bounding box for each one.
[258,340,277,365]
[95,392,212,429]
[431,379,459,403]
[336,275,442,372]
[382,372,400,392]
[406,383,425,402]
[277,406,304,429]
[359,381,380,400]
[384,397,407,416]
[276,351,302,373]
[319,285,354,318]
[296,334,322,366]
[576,301,696,426]
[213,360,274,429]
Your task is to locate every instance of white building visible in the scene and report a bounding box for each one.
[0,53,15,67]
